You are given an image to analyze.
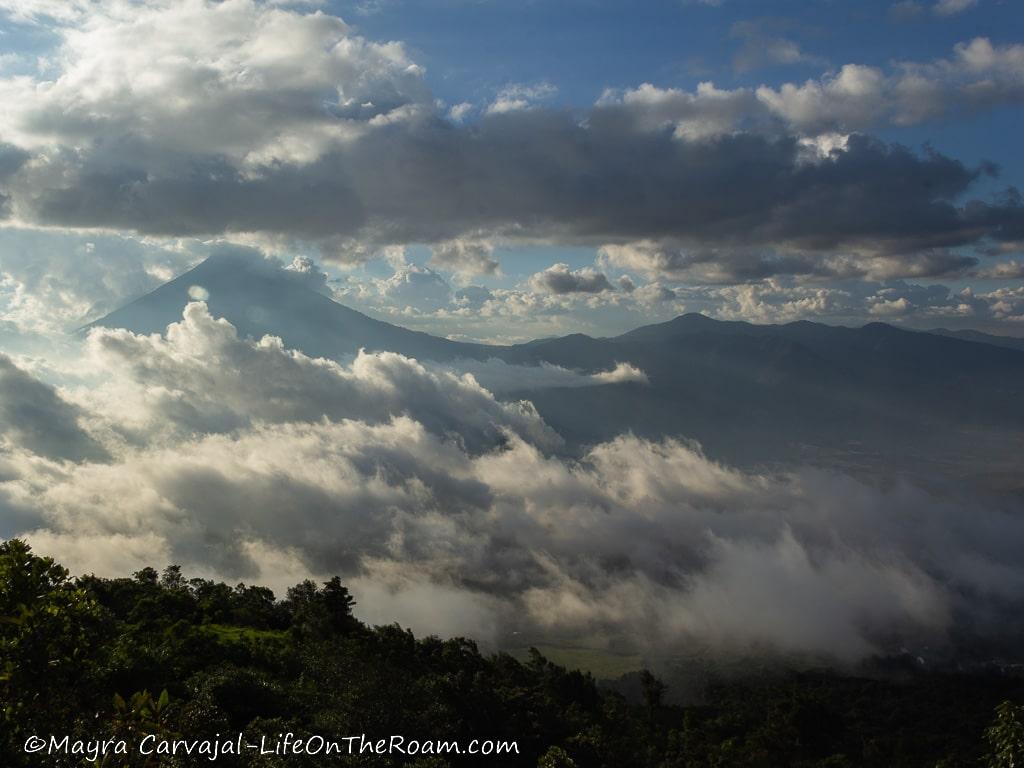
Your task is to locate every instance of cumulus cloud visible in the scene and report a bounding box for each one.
[429,239,500,277]
[22,124,1005,269]
[79,301,559,452]
[374,263,453,310]
[602,37,1024,137]
[529,263,614,294]
[0,0,430,165]
[0,1,1017,280]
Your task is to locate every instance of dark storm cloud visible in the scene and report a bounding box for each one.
[529,263,615,294]
[14,116,1021,267]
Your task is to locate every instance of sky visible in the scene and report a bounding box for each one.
[1,0,1024,661]
[0,0,1021,344]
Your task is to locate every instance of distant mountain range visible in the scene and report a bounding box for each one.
[87,253,1024,478]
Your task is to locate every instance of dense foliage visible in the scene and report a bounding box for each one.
[2,539,1023,767]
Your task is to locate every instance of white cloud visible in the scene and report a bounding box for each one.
[78,301,560,451]
[933,0,977,16]
[0,0,430,166]
[447,101,473,123]
[376,263,453,310]
[2,303,1023,660]
[434,358,651,394]
[592,362,649,385]
[0,228,196,334]
[486,82,558,115]
[599,37,1024,137]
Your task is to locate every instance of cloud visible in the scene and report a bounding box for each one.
[974,260,1024,279]
[755,37,1023,132]
[447,102,474,123]
[0,354,107,462]
[0,0,93,23]
[600,37,1024,136]
[283,255,330,293]
[79,301,560,452]
[529,264,614,294]
[598,239,982,284]
[2,304,1022,661]
[592,362,649,385]
[0,0,1017,279]
[13,117,1016,274]
[0,0,430,165]
[730,20,823,74]
[888,1,926,22]
[0,228,195,333]
[7,414,1022,661]
[486,82,558,115]
[429,240,500,277]
[434,358,651,394]
[933,0,977,16]
[376,263,454,310]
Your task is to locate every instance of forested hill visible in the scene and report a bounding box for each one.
[3,539,1024,768]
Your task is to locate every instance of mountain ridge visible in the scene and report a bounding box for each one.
[86,252,1024,362]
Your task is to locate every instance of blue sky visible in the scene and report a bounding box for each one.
[0,0,1022,343]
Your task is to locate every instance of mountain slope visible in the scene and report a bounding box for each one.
[85,251,493,362]
[928,327,1024,354]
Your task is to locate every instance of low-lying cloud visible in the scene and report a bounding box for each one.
[2,305,1022,664]
[436,358,650,393]
[78,301,559,453]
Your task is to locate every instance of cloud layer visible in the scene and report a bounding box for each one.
[2,304,1022,663]
[0,1,1020,284]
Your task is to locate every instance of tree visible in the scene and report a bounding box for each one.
[640,669,666,722]
[286,576,359,638]
[986,701,1024,768]
[538,746,577,767]
[0,539,105,761]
